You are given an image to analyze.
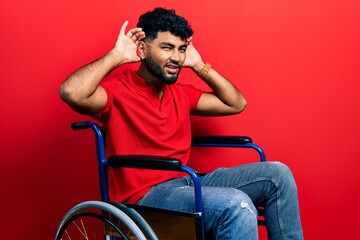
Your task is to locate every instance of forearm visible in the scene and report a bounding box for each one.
[194,62,247,114]
[60,49,122,105]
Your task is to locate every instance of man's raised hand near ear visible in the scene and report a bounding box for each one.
[183,37,247,116]
[59,21,145,115]
[112,21,146,64]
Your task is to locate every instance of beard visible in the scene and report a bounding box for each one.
[145,54,181,85]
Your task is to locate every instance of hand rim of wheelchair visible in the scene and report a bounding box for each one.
[55,200,157,240]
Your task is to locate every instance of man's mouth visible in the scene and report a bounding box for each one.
[165,63,180,74]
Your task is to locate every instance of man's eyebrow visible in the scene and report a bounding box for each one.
[160,42,175,48]
[160,42,187,49]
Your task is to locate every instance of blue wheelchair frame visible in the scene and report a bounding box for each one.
[72,121,267,239]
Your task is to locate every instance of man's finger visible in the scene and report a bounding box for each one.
[187,37,193,45]
[126,28,143,38]
[130,31,145,42]
[120,21,129,36]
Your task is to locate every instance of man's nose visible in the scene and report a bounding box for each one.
[170,50,180,62]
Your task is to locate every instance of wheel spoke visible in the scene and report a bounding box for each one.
[72,220,89,239]
[55,201,150,240]
[64,229,71,240]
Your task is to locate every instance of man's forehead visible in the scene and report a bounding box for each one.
[151,31,187,45]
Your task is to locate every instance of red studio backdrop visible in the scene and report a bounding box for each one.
[1,0,360,239]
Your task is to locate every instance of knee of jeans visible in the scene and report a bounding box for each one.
[203,189,258,237]
[220,190,258,219]
[271,162,298,191]
[225,197,258,233]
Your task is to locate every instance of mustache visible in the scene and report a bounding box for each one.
[165,62,181,68]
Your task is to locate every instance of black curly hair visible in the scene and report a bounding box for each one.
[136,7,193,41]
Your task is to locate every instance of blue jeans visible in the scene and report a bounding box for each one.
[137,162,303,240]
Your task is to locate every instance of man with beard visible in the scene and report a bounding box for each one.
[60,7,303,240]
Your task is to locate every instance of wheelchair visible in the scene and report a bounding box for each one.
[55,121,267,240]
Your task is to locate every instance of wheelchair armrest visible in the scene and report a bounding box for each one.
[107,155,182,171]
[108,155,204,216]
[192,135,266,162]
[192,136,252,145]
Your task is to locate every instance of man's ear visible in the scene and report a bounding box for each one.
[137,41,147,60]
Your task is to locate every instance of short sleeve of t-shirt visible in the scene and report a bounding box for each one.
[91,79,117,122]
[178,83,204,114]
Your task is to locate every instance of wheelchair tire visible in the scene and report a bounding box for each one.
[55,201,152,240]
[110,202,158,240]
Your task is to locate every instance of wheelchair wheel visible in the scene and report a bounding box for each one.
[55,201,152,240]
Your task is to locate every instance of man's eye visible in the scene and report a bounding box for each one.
[179,48,187,53]
[162,47,171,50]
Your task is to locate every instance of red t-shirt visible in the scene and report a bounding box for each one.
[94,70,204,203]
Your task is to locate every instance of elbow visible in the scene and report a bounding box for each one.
[59,83,79,105]
[242,98,248,111]
[59,84,88,114]
[234,98,247,114]
[59,83,71,103]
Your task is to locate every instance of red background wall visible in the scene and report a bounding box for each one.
[1,0,359,239]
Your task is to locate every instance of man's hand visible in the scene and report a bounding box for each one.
[182,38,247,116]
[112,21,146,64]
[183,37,205,72]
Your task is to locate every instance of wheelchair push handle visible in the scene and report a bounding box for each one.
[71,121,95,130]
